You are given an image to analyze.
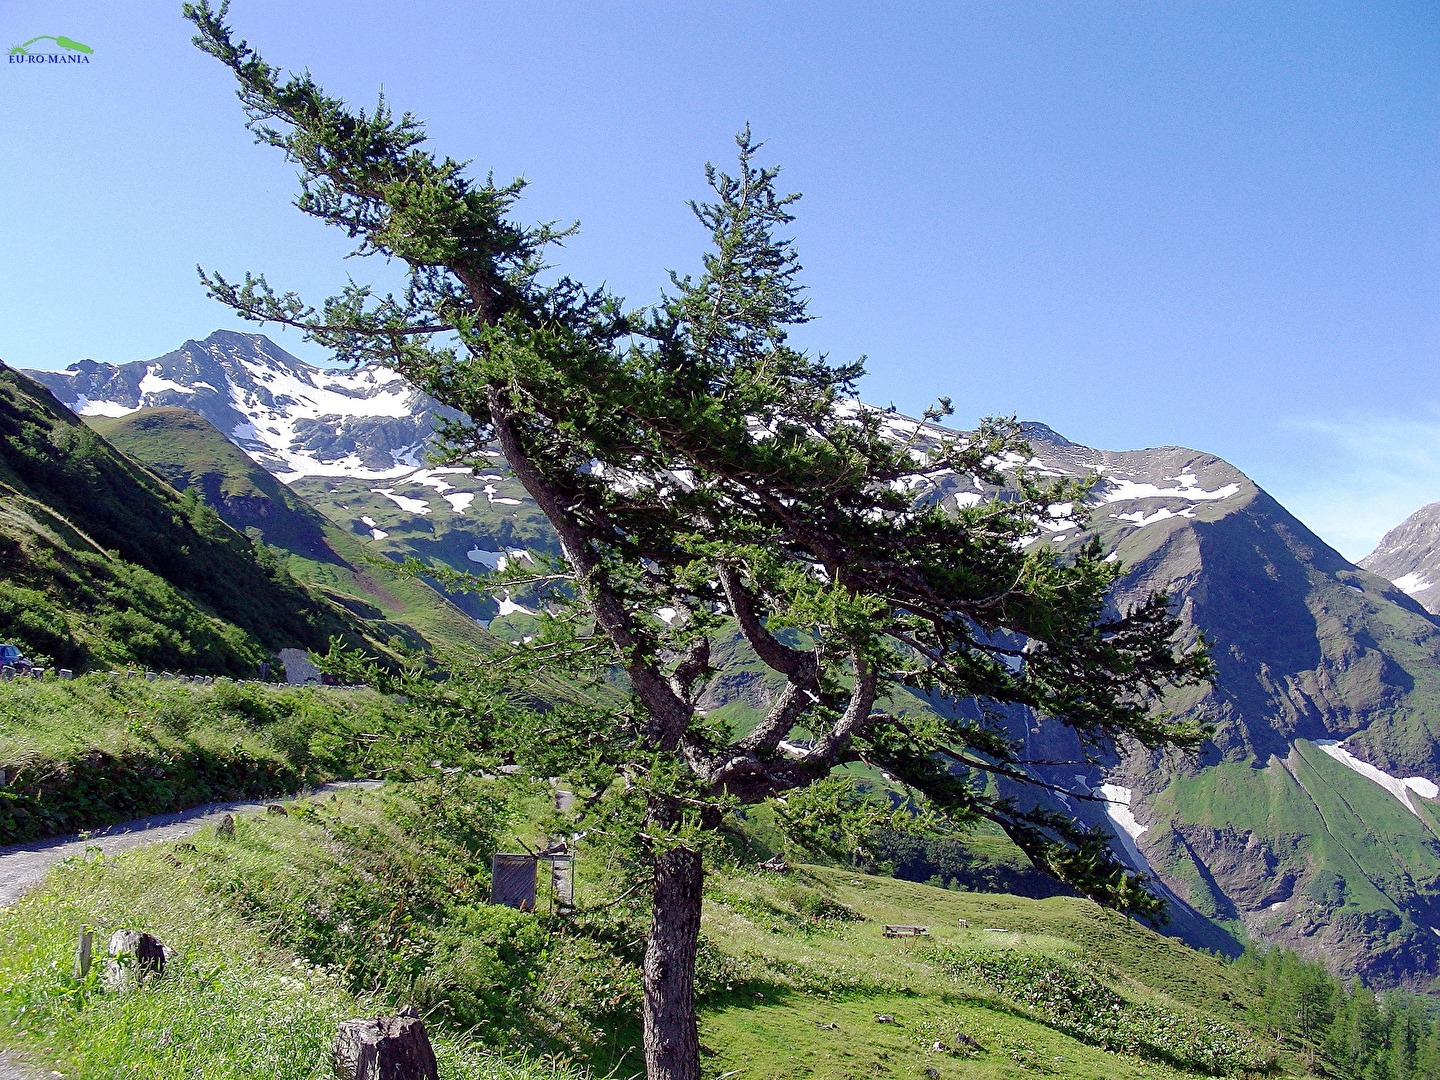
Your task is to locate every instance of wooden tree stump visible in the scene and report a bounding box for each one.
[103,929,166,991]
[332,1008,437,1080]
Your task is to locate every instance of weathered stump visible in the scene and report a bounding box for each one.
[332,1008,437,1080]
[103,929,166,991]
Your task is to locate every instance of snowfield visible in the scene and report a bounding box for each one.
[1314,740,1440,817]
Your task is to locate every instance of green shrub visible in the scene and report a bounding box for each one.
[0,677,407,843]
[176,780,645,1063]
[927,945,1273,1075]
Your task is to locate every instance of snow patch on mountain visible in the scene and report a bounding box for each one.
[1393,572,1434,596]
[406,470,455,493]
[495,593,537,617]
[73,396,134,418]
[374,489,431,515]
[482,484,523,506]
[1097,783,1153,872]
[1113,506,1196,529]
[139,368,196,396]
[466,547,531,572]
[1314,740,1440,817]
[1101,478,1240,503]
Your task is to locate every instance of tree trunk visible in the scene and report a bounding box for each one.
[643,843,704,1080]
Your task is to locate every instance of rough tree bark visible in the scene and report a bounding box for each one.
[332,1009,438,1080]
[642,838,705,1080]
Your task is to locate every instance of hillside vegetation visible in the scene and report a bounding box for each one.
[2,777,1404,1080]
[0,365,389,673]
[89,407,495,656]
[0,675,409,843]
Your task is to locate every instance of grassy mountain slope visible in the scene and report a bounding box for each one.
[0,675,409,844]
[89,408,493,656]
[1150,740,1440,988]
[907,429,1440,985]
[0,364,394,673]
[0,782,1318,1080]
[1090,484,1440,983]
[286,465,558,626]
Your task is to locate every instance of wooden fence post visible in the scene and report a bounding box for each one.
[73,927,93,980]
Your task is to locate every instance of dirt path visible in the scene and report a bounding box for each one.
[0,781,384,1077]
[0,780,382,908]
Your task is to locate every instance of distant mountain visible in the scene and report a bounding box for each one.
[30,332,1440,987]
[0,363,386,674]
[29,331,555,628]
[87,407,495,657]
[28,330,434,480]
[1360,502,1440,615]
[827,416,1440,985]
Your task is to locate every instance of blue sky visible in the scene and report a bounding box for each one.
[1,2,1435,559]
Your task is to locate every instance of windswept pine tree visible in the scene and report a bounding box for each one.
[184,5,1211,1076]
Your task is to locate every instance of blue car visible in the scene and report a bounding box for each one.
[0,643,32,672]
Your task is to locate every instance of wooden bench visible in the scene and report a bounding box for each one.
[882,924,929,938]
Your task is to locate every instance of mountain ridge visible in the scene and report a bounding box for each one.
[27,330,1440,986]
[1361,501,1440,616]
[0,361,393,673]
[86,406,497,657]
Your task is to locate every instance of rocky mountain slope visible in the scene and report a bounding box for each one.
[28,331,1440,986]
[1360,501,1440,615]
[0,363,389,674]
[87,407,495,656]
[29,332,554,627]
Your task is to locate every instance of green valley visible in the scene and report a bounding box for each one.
[0,365,395,674]
[88,407,495,657]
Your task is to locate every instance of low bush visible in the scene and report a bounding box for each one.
[0,676,408,843]
[926,945,1274,1075]
[171,780,646,1065]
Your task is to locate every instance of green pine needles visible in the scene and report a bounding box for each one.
[184,4,1211,1077]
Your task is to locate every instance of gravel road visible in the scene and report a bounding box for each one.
[0,781,384,1077]
[0,1053,40,1079]
[0,780,381,908]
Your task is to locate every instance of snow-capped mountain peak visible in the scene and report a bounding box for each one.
[28,330,437,481]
